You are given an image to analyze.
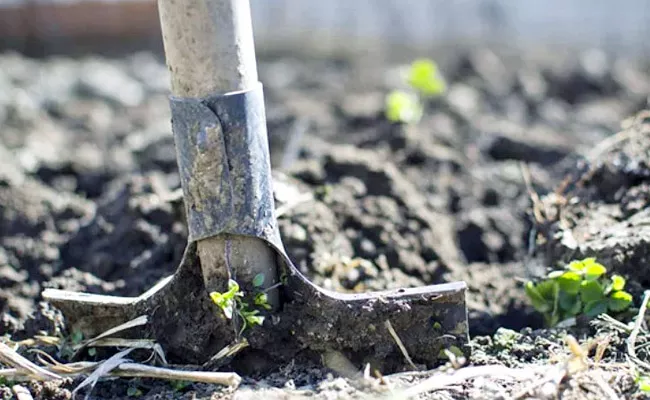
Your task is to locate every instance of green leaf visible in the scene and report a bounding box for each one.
[608,291,633,312]
[246,315,265,327]
[236,307,266,334]
[71,331,84,344]
[254,293,272,310]
[385,90,423,124]
[209,291,235,319]
[545,312,560,328]
[241,309,265,328]
[407,59,446,97]
[558,291,581,315]
[581,257,598,266]
[536,279,559,299]
[567,259,587,272]
[226,279,241,297]
[525,281,551,312]
[611,275,626,291]
[556,271,581,294]
[547,270,564,279]
[584,300,608,318]
[88,347,97,357]
[580,280,605,303]
[252,273,265,288]
[209,280,244,320]
[638,376,650,393]
[583,262,607,281]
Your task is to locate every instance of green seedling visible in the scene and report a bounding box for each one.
[209,278,271,336]
[385,90,423,124]
[525,258,633,327]
[209,279,242,320]
[252,273,265,288]
[254,293,272,310]
[637,374,650,393]
[407,58,446,97]
[385,58,446,125]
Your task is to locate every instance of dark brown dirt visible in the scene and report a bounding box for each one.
[1,47,650,398]
[539,111,650,295]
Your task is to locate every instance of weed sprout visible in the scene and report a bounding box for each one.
[525,258,633,327]
[385,58,446,124]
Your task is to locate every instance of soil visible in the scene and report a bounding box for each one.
[1,46,650,399]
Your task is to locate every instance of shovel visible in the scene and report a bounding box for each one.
[43,0,469,371]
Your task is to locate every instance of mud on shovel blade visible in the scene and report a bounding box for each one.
[42,0,469,369]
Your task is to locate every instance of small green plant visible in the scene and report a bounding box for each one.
[407,59,446,97]
[385,58,446,124]
[525,258,633,327]
[636,374,650,393]
[385,91,423,124]
[209,275,270,335]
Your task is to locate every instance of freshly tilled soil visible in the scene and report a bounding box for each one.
[1,47,649,399]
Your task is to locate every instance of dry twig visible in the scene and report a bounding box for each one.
[112,363,241,386]
[384,320,418,371]
[72,348,134,400]
[627,290,650,359]
[73,315,148,358]
[203,338,249,369]
[1,356,242,387]
[519,162,545,225]
[0,342,60,381]
[395,364,543,399]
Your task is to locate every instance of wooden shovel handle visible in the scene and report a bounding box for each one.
[157,0,279,307]
[158,0,258,96]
